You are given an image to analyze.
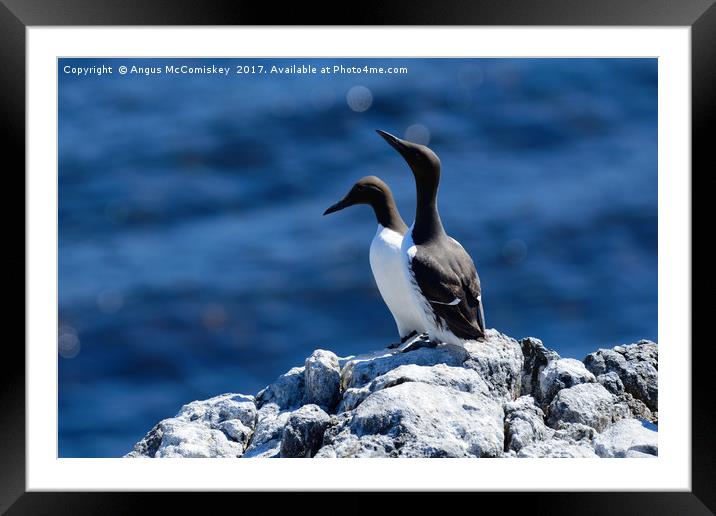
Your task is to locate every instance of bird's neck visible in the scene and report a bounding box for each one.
[372,197,408,235]
[412,180,445,244]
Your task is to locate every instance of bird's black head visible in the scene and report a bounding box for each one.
[375,129,441,188]
[323,175,393,216]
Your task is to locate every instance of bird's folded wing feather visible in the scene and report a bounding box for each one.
[410,244,485,340]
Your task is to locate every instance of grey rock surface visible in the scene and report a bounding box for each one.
[242,402,292,458]
[125,393,256,458]
[304,350,341,411]
[128,418,246,458]
[280,404,331,457]
[517,439,598,458]
[547,383,615,432]
[462,330,523,401]
[538,358,596,405]
[553,422,597,443]
[597,372,656,422]
[317,413,397,457]
[339,363,490,412]
[333,382,504,457]
[584,341,658,412]
[616,392,657,423]
[516,421,597,458]
[519,337,560,399]
[255,366,306,410]
[504,396,553,453]
[624,449,656,458]
[596,371,624,395]
[593,418,658,458]
[341,346,467,391]
[127,333,658,459]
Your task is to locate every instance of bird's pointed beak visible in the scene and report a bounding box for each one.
[323,198,350,216]
[376,129,410,156]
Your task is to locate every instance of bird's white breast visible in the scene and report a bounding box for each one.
[369,226,423,339]
[400,228,435,332]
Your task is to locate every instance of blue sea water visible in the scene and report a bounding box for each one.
[58,58,657,457]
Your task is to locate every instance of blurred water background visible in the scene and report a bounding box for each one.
[58,58,657,457]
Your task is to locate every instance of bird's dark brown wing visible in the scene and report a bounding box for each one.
[410,239,485,340]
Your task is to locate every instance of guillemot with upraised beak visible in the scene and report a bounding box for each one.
[323,176,428,350]
[376,130,486,347]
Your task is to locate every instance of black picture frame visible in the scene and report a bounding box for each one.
[3,1,712,513]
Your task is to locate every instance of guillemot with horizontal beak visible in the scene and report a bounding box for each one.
[323,176,428,350]
[376,130,486,347]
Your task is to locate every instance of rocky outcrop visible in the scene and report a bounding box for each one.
[503,395,552,453]
[321,382,504,458]
[304,350,341,411]
[584,341,658,422]
[546,383,616,432]
[125,393,257,458]
[125,331,658,458]
[279,404,331,458]
[538,358,596,406]
[519,337,560,400]
[593,418,658,458]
